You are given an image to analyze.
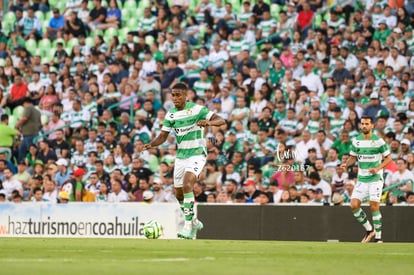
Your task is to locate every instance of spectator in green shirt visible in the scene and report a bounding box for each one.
[0,114,19,160]
[71,168,86,202]
[373,20,391,45]
[331,130,352,160]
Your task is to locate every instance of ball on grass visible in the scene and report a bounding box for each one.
[143,220,163,239]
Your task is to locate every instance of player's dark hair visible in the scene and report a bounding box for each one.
[172,83,188,92]
[360,115,373,123]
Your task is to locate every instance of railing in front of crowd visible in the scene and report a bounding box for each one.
[382,179,414,196]
[311,0,354,29]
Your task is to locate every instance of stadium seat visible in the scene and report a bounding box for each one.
[39,38,52,53]
[33,48,42,57]
[13,106,25,119]
[25,39,38,56]
[56,2,67,11]
[105,27,118,39]
[121,8,130,23]
[66,38,79,52]
[0,58,5,67]
[198,24,207,44]
[3,11,16,34]
[85,37,95,47]
[8,114,17,128]
[117,0,123,8]
[134,7,144,18]
[139,0,151,9]
[41,56,52,64]
[52,38,65,49]
[48,0,60,9]
[45,10,53,22]
[42,21,49,35]
[102,0,108,7]
[123,0,137,11]
[127,18,138,30]
[35,10,44,22]
[4,107,11,116]
[145,35,154,46]
[41,114,49,125]
[118,27,130,43]
[271,4,280,15]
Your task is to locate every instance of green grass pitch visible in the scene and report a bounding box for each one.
[0,239,413,275]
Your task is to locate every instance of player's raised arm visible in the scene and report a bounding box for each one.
[141,131,169,151]
[197,113,226,127]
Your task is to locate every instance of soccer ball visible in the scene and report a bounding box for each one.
[143,220,163,239]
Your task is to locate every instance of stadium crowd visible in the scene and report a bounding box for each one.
[0,0,413,205]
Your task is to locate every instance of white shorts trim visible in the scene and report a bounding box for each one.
[173,155,206,188]
[351,181,383,202]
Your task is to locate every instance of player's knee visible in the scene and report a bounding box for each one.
[350,201,359,211]
[370,203,379,212]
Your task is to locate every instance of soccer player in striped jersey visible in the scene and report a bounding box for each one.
[141,83,226,239]
[341,116,392,243]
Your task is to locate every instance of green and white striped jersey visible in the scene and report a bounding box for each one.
[391,97,410,113]
[119,164,132,175]
[231,107,250,128]
[193,79,212,97]
[228,38,249,57]
[83,102,98,118]
[252,139,278,158]
[239,12,253,23]
[70,151,88,168]
[138,16,156,32]
[278,119,303,134]
[162,102,214,159]
[306,119,321,136]
[330,118,345,136]
[258,18,276,38]
[104,164,117,174]
[350,134,390,183]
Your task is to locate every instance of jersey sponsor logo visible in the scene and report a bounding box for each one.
[357,155,376,161]
[170,113,174,118]
[174,125,196,134]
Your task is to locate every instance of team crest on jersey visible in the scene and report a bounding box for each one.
[187,109,192,116]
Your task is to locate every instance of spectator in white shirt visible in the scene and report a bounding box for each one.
[385,159,413,194]
[2,168,23,200]
[385,47,408,75]
[301,62,324,96]
[308,171,332,202]
[383,5,397,29]
[296,130,318,163]
[42,176,58,203]
[340,46,359,74]
[107,179,129,202]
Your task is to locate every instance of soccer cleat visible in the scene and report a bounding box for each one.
[361,230,375,243]
[191,219,204,240]
[177,224,194,240]
[374,238,383,243]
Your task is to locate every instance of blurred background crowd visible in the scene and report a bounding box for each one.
[0,0,413,205]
